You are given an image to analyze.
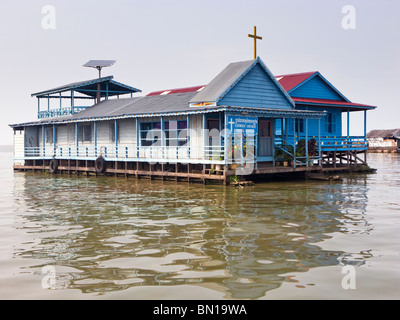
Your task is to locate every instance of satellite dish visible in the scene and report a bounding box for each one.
[83,60,116,103]
[83,60,116,78]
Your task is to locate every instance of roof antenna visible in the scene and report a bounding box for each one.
[83,60,116,103]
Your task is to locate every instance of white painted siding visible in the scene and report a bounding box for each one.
[13,129,25,164]
[189,114,203,159]
[119,119,136,147]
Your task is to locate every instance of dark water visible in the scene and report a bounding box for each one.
[0,149,399,299]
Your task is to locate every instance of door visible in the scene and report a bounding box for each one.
[258,119,273,157]
[207,119,220,146]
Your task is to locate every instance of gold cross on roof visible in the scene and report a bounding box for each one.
[248,26,262,60]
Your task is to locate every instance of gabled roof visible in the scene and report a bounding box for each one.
[275,71,317,92]
[189,57,294,107]
[31,76,142,98]
[276,71,350,102]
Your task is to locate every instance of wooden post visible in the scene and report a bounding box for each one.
[318,118,322,167]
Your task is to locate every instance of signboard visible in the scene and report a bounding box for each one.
[227,115,257,135]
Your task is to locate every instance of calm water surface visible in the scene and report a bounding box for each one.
[0,148,399,299]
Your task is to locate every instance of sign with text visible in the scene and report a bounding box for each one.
[227,115,257,135]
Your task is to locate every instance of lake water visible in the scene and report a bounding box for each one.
[0,148,399,300]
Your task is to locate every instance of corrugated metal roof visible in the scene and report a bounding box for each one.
[9,105,326,128]
[31,76,141,98]
[146,85,206,96]
[293,97,376,110]
[275,72,317,92]
[189,60,254,103]
[71,91,200,119]
[367,129,400,139]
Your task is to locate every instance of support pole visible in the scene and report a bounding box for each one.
[203,113,207,160]
[305,118,308,166]
[161,116,165,160]
[347,109,350,137]
[318,118,322,167]
[94,121,98,157]
[115,119,118,158]
[71,90,75,114]
[224,112,228,173]
[76,123,79,157]
[42,125,45,157]
[136,118,139,159]
[53,124,56,156]
[364,110,367,137]
[187,114,190,159]
[37,98,40,117]
[293,118,296,168]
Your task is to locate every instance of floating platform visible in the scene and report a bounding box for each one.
[13,158,375,185]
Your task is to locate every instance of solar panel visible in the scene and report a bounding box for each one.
[83,60,116,68]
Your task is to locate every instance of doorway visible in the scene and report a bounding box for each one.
[258,119,273,157]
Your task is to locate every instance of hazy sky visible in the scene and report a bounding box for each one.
[1,0,399,145]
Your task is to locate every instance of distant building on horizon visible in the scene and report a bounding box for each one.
[367,129,400,153]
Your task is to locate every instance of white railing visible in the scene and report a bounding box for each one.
[24,145,227,164]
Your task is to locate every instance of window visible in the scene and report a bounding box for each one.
[259,120,272,138]
[168,120,188,146]
[140,122,161,146]
[110,121,120,143]
[46,128,53,144]
[140,120,188,147]
[288,119,304,134]
[325,113,336,134]
[295,119,304,133]
[78,124,92,142]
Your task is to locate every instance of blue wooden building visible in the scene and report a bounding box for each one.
[10,57,376,183]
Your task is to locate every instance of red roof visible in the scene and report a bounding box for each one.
[275,72,317,92]
[293,97,376,110]
[147,85,206,96]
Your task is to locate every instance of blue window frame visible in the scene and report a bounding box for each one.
[140,121,161,146]
[325,113,336,134]
[165,120,188,146]
[140,120,188,147]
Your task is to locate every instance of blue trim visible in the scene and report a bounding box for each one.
[10,106,326,128]
[53,124,56,150]
[71,90,75,114]
[42,125,45,155]
[364,110,367,136]
[75,123,79,149]
[94,121,97,157]
[294,100,375,110]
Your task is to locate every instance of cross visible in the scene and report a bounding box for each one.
[248,26,262,60]
[228,119,235,132]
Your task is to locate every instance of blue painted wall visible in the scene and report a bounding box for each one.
[275,106,342,139]
[290,75,345,101]
[218,63,293,110]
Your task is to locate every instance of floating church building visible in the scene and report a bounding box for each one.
[10,57,376,184]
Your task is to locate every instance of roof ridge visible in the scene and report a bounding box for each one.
[275,71,318,78]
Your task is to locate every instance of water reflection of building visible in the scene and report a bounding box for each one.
[13,172,371,299]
